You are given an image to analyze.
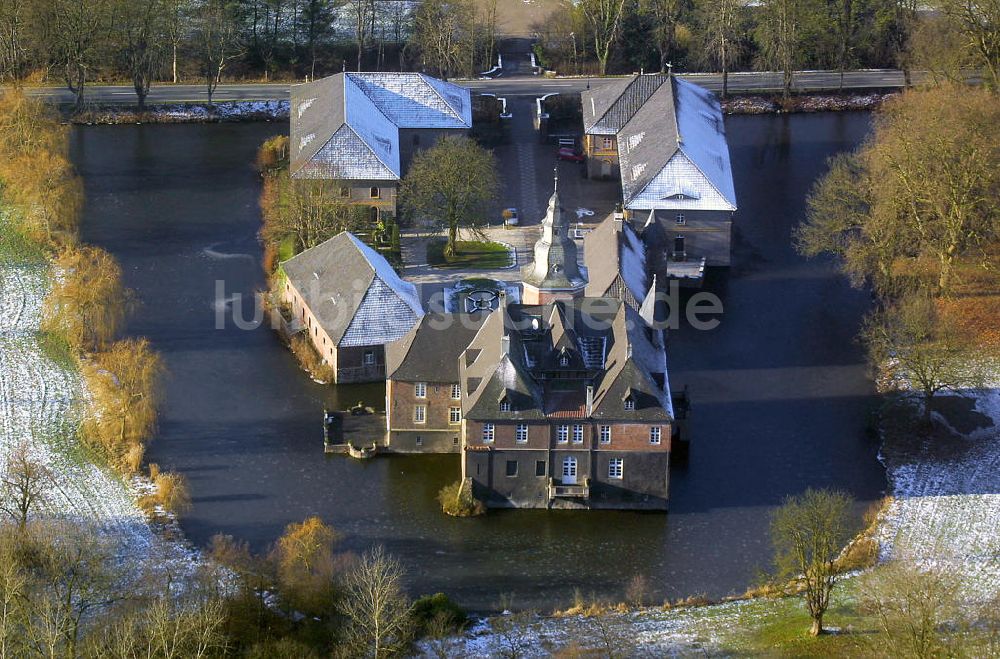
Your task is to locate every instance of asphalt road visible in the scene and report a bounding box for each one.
[21,69,917,105]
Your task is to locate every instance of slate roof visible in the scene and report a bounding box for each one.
[282,232,423,347]
[386,313,487,382]
[460,298,672,422]
[584,215,648,306]
[290,72,472,181]
[581,74,737,213]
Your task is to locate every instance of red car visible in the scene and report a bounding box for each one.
[557,146,585,163]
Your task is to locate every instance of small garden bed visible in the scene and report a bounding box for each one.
[427,239,513,270]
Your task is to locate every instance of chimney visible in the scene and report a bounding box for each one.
[500,334,510,357]
[585,384,594,417]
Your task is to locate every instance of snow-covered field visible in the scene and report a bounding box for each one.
[0,263,198,577]
[423,381,1000,656]
[878,385,1000,600]
[73,100,291,125]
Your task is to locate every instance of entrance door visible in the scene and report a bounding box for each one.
[601,159,612,178]
[562,456,578,485]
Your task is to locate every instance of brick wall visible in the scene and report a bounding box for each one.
[387,379,463,452]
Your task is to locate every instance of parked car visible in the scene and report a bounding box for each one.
[502,207,519,226]
[557,146,585,163]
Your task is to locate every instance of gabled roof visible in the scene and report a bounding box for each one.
[461,308,545,421]
[584,215,648,306]
[582,74,668,135]
[583,74,737,213]
[459,298,672,422]
[290,72,472,181]
[386,313,487,382]
[589,303,672,420]
[282,232,423,347]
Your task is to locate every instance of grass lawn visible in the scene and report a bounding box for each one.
[278,235,297,262]
[427,239,512,270]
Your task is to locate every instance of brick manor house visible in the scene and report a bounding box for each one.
[386,178,687,510]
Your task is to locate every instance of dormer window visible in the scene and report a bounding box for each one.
[498,392,511,412]
[559,353,569,367]
[623,394,635,411]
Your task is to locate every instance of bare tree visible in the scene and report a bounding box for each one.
[755,0,811,101]
[192,0,243,105]
[865,293,986,426]
[856,563,963,657]
[0,442,52,532]
[29,0,112,110]
[43,246,128,352]
[346,0,375,71]
[340,545,413,658]
[269,516,340,616]
[624,574,650,608]
[583,612,636,659]
[165,0,192,83]
[938,0,1000,90]
[797,85,1000,296]
[400,135,498,257]
[696,0,743,98]
[489,609,534,659]
[641,0,683,72]
[0,0,27,82]
[116,0,171,111]
[82,338,164,475]
[834,0,855,91]
[23,521,121,658]
[411,0,475,79]
[770,488,854,636]
[260,173,370,254]
[578,0,629,76]
[0,529,29,658]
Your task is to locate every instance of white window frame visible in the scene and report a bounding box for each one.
[363,350,375,365]
[602,137,614,150]
[573,425,585,443]
[482,423,494,443]
[624,398,635,411]
[515,424,528,443]
[559,355,569,366]
[413,404,426,424]
[609,458,624,479]
[650,426,661,445]
[414,382,427,398]
[599,425,611,444]
[556,425,569,443]
[675,213,686,225]
[449,407,462,424]
[499,398,511,412]
[450,384,461,400]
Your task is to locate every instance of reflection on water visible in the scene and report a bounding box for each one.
[72,113,884,611]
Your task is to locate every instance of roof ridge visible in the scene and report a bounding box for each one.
[590,75,640,131]
[282,230,355,266]
[345,72,401,127]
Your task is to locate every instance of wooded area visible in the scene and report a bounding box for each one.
[0,0,502,108]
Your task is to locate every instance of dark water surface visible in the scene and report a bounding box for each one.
[73,113,884,611]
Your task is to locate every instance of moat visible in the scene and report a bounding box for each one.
[73,112,884,611]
